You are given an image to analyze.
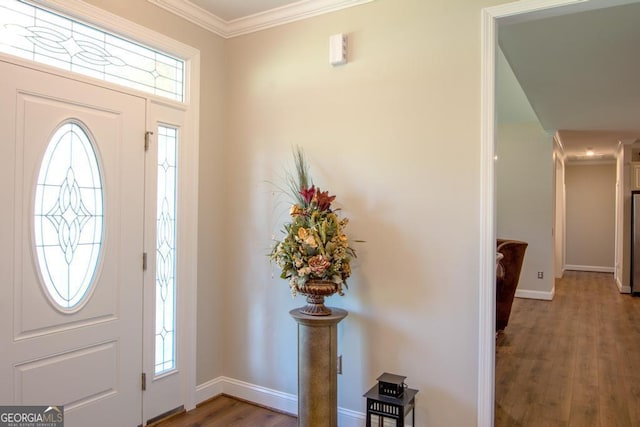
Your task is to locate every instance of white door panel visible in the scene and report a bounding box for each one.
[1,59,145,427]
[16,93,118,337]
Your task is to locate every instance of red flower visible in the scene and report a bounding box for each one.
[313,188,336,211]
[300,185,315,204]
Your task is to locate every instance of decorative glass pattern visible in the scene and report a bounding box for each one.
[0,0,184,102]
[34,121,103,310]
[155,125,178,375]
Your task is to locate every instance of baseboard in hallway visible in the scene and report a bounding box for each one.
[564,264,614,273]
[514,287,555,300]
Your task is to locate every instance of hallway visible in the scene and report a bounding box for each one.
[495,271,640,426]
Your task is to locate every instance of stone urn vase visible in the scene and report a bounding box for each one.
[297,279,339,316]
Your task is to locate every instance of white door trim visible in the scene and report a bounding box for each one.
[479,1,610,425]
[27,0,201,413]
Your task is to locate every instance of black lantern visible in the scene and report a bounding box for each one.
[363,373,418,427]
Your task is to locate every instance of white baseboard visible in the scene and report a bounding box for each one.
[564,264,614,273]
[515,286,555,301]
[221,377,298,415]
[195,376,365,426]
[337,406,366,427]
[616,276,631,294]
[195,377,224,404]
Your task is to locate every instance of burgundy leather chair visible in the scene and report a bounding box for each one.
[496,239,528,332]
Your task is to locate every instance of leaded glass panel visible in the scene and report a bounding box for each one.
[0,0,184,102]
[34,121,103,310]
[155,125,178,375]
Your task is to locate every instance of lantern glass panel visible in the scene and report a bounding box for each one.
[370,414,414,426]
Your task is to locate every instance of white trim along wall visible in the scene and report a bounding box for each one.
[515,288,555,301]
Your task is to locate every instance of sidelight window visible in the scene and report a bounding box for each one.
[155,125,178,374]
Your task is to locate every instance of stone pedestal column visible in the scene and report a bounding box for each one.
[290,308,348,427]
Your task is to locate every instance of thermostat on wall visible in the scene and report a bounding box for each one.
[329,33,347,66]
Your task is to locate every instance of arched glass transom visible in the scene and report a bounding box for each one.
[34,121,104,310]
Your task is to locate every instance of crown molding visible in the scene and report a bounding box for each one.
[148,0,375,38]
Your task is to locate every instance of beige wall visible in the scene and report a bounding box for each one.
[496,47,554,297]
[224,0,508,424]
[76,0,512,424]
[565,163,616,270]
[82,0,227,384]
[496,123,555,296]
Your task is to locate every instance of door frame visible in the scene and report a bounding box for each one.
[479,0,637,425]
[26,0,201,415]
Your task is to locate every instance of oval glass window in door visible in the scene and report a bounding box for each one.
[34,121,104,311]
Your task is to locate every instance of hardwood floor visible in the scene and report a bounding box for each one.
[495,271,640,427]
[153,395,297,427]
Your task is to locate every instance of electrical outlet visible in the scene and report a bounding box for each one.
[537,272,544,279]
[337,355,342,375]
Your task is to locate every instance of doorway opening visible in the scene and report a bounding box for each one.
[480,0,640,425]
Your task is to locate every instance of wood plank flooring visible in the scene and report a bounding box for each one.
[495,271,640,427]
[153,395,297,427]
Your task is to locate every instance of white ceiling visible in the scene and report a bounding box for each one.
[499,1,640,160]
[188,0,298,21]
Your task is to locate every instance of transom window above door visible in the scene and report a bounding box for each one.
[0,0,185,102]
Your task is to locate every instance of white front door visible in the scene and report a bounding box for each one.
[0,59,145,426]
